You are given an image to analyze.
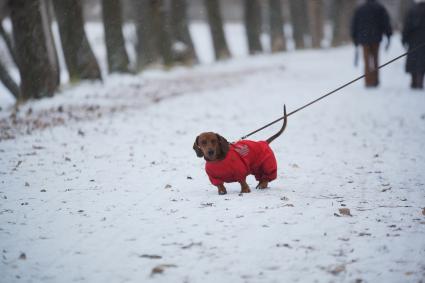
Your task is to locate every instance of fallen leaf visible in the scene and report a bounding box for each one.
[139,254,162,259]
[151,266,164,275]
[339,208,352,216]
[381,187,392,192]
[32,145,44,150]
[151,264,177,276]
[12,160,22,171]
[328,264,346,275]
[338,237,350,241]
[181,242,202,249]
[200,203,214,207]
[276,243,292,248]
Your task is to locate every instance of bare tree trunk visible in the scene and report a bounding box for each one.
[102,0,130,73]
[133,0,158,70]
[170,0,198,65]
[289,0,308,49]
[0,58,20,99]
[307,0,324,49]
[268,0,286,52]
[331,0,356,47]
[204,0,231,60]
[0,20,18,66]
[151,0,173,67]
[244,0,263,54]
[52,0,101,82]
[40,0,60,88]
[10,0,57,101]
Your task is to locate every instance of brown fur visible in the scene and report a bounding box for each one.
[193,132,229,161]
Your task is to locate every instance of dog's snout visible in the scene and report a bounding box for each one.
[207,150,215,156]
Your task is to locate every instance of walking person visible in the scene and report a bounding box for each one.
[402,0,425,90]
[351,0,392,87]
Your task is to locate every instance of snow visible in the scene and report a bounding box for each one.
[1,22,425,283]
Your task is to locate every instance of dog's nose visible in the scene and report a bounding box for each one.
[208,150,215,156]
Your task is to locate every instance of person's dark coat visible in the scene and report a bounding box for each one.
[351,0,392,45]
[402,2,425,74]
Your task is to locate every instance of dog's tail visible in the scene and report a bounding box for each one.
[266,105,288,144]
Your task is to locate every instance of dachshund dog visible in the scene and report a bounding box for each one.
[193,106,287,195]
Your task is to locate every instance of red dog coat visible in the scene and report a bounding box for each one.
[205,140,278,186]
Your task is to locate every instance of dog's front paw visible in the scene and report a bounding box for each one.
[217,184,227,195]
[240,187,251,193]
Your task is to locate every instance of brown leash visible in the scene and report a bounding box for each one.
[241,42,425,140]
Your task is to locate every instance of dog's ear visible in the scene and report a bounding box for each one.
[216,134,229,159]
[193,136,204,158]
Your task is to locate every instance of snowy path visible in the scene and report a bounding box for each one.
[1,44,425,282]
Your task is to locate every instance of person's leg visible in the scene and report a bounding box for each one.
[417,73,424,89]
[411,73,417,89]
[362,45,373,87]
[371,43,380,86]
[410,73,418,89]
[411,72,424,89]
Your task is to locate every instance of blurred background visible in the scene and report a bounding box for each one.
[0,0,415,105]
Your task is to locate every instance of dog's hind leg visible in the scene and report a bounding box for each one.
[255,157,277,189]
[256,181,269,189]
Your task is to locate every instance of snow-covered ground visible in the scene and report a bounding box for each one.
[1,22,425,282]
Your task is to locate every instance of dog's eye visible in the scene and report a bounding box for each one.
[201,140,207,146]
